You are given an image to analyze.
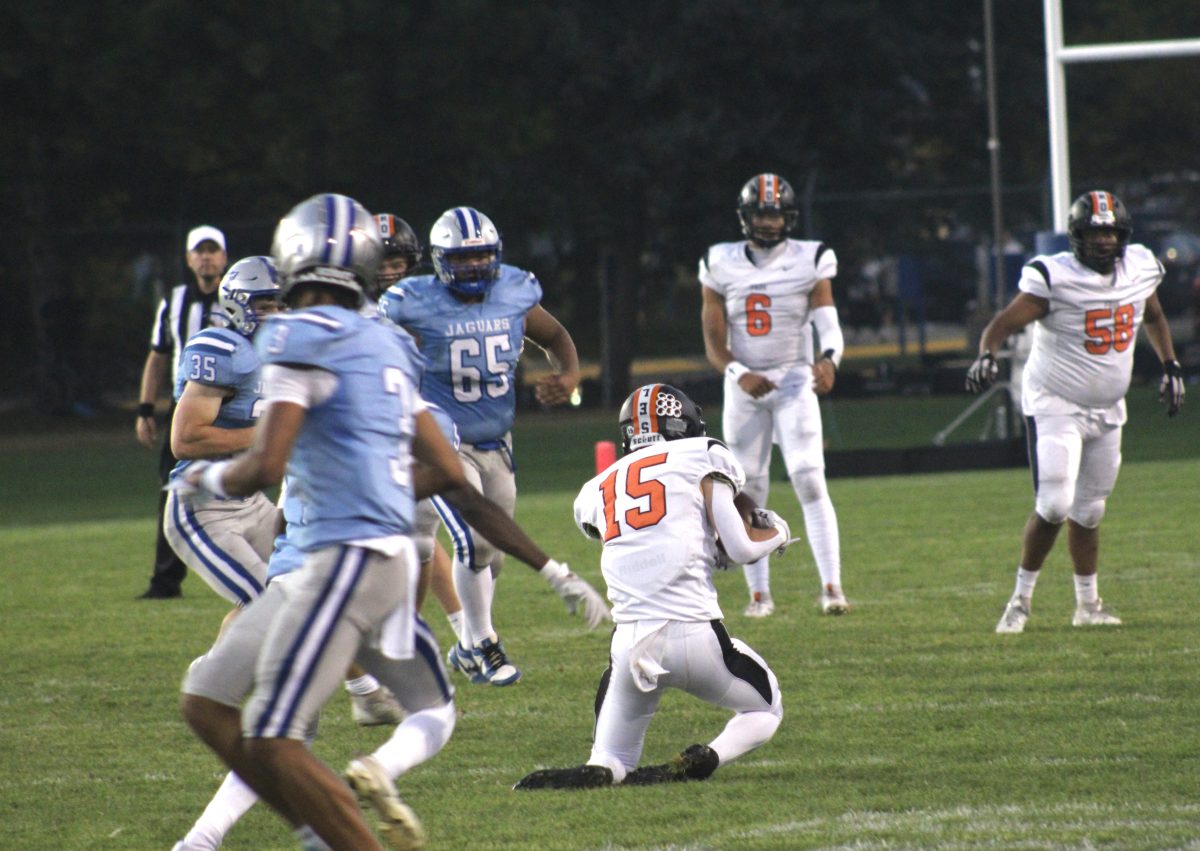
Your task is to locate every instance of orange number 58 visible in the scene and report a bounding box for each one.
[1084,304,1134,355]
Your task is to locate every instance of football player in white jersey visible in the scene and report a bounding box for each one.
[700,172,848,617]
[515,384,790,790]
[968,191,1184,634]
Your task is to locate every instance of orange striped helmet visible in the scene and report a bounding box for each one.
[1067,190,1132,273]
[618,383,706,454]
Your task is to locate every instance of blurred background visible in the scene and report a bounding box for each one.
[2,1,1198,436]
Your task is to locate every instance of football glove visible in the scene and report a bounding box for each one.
[540,560,612,629]
[162,459,216,505]
[965,352,999,393]
[1160,359,1185,417]
[751,509,792,557]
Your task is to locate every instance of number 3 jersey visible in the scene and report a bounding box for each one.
[378,265,542,445]
[169,326,263,486]
[1019,244,1163,417]
[699,238,838,370]
[573,436,746,624]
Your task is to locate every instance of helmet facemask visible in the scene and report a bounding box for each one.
[1067,191,1133,274]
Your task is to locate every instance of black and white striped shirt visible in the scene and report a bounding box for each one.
[149,282,219,384]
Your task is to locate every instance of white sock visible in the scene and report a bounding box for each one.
[1015,567,1039,600]
[371,703,457,779]
[446,609,466,645]
[1073,573,1099,606]
[707,709,782,766]
[453,558,496,645]
[343,674,380,696]
[180,771,259,850]
[800,496,841,588]
[742,557,770,598]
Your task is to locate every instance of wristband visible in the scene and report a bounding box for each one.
[1164,359,1183,376]
[539,559,569,581]
[137,403,156,418]
[725,361,750,381]
[201,460,231,500]
[821,349,840,372]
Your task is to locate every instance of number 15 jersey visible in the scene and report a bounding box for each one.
[573,436,746,624]
[699,238,838,370]
[1019,244,1163,415]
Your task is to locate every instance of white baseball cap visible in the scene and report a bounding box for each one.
[186,225,226,252]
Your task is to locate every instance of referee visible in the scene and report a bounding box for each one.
[134,225,227,599]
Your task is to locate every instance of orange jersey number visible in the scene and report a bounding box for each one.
[745,293,772,336]
[1083,304,1135,355]
[599,452,668,541]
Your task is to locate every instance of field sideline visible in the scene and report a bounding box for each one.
[2,396,1197,849]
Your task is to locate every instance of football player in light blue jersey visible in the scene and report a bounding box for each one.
[380,206,582,686]
[177,194,604,850]
[163,256,283,612]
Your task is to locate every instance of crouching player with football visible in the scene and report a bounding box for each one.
[515,383,790,790]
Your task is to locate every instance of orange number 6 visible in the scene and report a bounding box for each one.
[745,294,772,336]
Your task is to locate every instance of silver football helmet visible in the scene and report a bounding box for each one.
[217,256,282,337]
[271,193,382,305]
[429,207,502,297]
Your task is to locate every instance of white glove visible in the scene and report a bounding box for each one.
[751,508,792,557]
[966,352,999,393]
[162,459,227,506]
[540,560,612,629]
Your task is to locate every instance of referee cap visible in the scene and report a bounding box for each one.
[186,225,226,252]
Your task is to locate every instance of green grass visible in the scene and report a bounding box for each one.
[2,394,1198,849]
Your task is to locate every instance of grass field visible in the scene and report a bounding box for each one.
[2,390,1198,849]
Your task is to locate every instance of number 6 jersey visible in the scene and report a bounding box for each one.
[698,238,838,370]
[573,436,746,624]
[1019,243,1163,416]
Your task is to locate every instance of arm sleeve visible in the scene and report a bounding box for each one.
[709,478,782,564]
[810,305,844,367]
[261,363,338,408]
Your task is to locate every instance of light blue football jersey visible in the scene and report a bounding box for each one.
[256,306,422,551]
[169,327,263,484]
[379,264,542,445]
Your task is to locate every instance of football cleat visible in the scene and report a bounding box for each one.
[350,685,407,727]
[819,584,849,615]
[513,764,614,790]
[1072,599,1122,627]
[344,755,426,850]
[743,592,775,618]
[446,641,487,685]
[622,744,719,786]
[995,596,1031,634]
[472,636,522,686]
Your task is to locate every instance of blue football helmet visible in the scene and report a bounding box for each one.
[272,193,382,305]
[429,207,502,297]
[218,256,282,336]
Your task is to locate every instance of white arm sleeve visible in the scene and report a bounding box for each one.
[708,478,782,564]
[810,305,844,368]
[261,363,338,408]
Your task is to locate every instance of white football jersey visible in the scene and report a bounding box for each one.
[573,436,746,623]
[1019,243,1163,413]
[698,238,838,370]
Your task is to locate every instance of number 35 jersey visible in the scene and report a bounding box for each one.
[1019,244,1163,415]
[699,238,838,370]
[573,436,746,624]
[379,265,542,445]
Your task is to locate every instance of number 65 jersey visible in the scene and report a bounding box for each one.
[1019,243,1163,417]
[573,436,746,624]
[699,238,838,370]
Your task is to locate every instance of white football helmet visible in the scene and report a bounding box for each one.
[429,206,502,297]
[218,256,281,336]
[271,193,382,305]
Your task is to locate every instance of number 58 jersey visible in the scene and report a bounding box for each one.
[1020,244,1163,414]
[573,436,746,624]
[699,238,838,370]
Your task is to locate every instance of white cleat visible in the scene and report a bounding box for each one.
[819,584,849,615]
[350,685,407,727]
[1072,599,1122,627]
[743,592,775,618]
[345,755,426,850]
[995,596,1031,634]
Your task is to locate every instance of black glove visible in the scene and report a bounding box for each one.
[1160,359,1185,417]
[966,352,998,394]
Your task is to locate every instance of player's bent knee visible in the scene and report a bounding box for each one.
[788,467,827,504]
[1068,499,1106,530]
[1034,483,1073,525]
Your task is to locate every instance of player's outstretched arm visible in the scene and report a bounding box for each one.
[525,305,581,406]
